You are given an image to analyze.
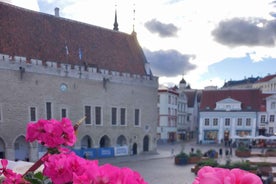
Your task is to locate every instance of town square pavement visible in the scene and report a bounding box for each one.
[98,139,269,184]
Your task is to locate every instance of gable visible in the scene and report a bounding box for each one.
[215,97,241,111]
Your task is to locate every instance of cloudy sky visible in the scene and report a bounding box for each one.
[2,0,276,89]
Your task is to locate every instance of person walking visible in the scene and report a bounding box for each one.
[219,148,223,158]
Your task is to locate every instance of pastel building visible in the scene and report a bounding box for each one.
[198,89,264,144]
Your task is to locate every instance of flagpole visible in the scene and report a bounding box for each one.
[78,48,82,78]
[65,44,69,76]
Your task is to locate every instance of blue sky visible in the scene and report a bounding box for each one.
[202,56,276,86]
[2,0,276,89]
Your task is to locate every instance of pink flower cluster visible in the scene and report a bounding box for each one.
[26,118,76,148]
[193,166,262,184]
[42,148,147,184]
[0,159,29,184]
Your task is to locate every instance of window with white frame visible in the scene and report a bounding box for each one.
[134,109,140,126]
[213,118,218,126]
[271,102,276,109]
[95,106,102,125]
[269,115,275,122]
[84,106,91,124]
[237,118,242,126]
[260,115,266,123]
[246,118,251,126]
[225,118,230,126]
[204,118,210,126]
[30,107,36,122]
[269,127,274,135]
[111,107,117,125]
[120,108,126,125]
[61,108,67,118]
[46,102,52,120]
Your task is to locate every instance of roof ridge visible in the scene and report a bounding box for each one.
[0,1,130,37]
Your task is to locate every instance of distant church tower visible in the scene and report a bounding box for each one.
[113,8,119,31]
[179,77,187,89]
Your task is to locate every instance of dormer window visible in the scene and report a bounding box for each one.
[226,105,231,111]
[271,102,276,109]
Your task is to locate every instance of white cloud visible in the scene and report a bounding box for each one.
[1,0,40,11]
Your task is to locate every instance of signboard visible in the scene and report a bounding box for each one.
[83,148,97,159]
[114,146,128,156]
[71,148,97,159]
[97,147,114,158]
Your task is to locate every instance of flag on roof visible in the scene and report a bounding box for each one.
[65,45,69,55]
[78,48,82,60]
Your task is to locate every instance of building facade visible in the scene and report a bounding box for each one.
[157,78,199,143]
[198,89,264,144]
[157,87,178,143]
[257,94,276,136]
[177,78,199,141]
[253,74,276,94]
[0,2,158,161]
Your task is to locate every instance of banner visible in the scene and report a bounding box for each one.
[97,147,114,158]
[114,146,128,156]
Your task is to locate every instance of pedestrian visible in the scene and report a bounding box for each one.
[171,148,175,157]
[219,148,223,158]
[225,149,229,158]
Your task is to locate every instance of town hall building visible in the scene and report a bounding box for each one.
[0,2,158,161]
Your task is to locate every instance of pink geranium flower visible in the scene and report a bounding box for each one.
[26,118,76,148]
[0,159,30,184]
[193,166,262,184]
[60,118,76,146]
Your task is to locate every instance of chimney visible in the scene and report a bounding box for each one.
[54,7,60,17]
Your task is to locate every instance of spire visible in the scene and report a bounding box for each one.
[132,3,136,33]
[113,5,119,31]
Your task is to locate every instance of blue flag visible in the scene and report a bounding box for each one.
[65,45,69,55]
[78,48,82,60]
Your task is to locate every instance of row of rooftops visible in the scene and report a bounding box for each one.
[0,1,149,77]
[159,85,272,112]
[223,74,276,88]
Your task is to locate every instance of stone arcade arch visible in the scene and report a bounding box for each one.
[143,135,150,152]
[99,135,111,148]
[0,137,5,158]
[14,135,29,161]
[116,135,127,146]
[81,135,93,148]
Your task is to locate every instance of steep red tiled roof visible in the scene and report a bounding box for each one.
[0,2,147,75]
[199,89,265,111]
[256,74,276,83]
[185,91,197,107]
